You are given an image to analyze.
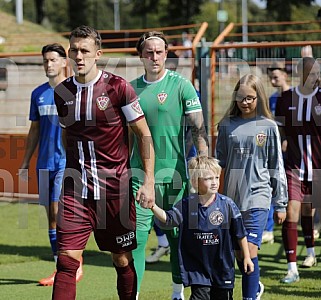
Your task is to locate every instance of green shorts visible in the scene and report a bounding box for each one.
[132,179,189,231]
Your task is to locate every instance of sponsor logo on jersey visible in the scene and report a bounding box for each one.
[256,132,267,147]
[116,231,135,248]
[186,98,200,108]
[64,100,74,106]
[195,232,219,245]
[315,104,321,115]
[131,99,143,114]
[96,95,110,110]
[157,92,168,104]
[39,97,44,103]
[209,210,224,226]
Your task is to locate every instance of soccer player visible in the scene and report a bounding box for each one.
[215,74,288,300]
[275,57,320,283]
[52,25,155,300]
[18,43,83,286]
[146,156,254,300]
[261,62,291,244]
[130,31,209,300]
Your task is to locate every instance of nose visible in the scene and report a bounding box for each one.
[151,51,157,61]
[75,50,83,60]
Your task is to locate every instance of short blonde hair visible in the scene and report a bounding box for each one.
[188,156,221,190]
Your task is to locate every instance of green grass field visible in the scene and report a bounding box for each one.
[0,200,320,300]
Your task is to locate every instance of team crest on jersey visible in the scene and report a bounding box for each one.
[157,92,168,104]
[256,132,267,147]
[96,95,110,110]
[315,104,321,116]
[209,210,224,226]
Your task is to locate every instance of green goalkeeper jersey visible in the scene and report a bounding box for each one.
[130,70,202,183]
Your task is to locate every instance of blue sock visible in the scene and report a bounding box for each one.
[237,257,260,300]
[48,229,57,257]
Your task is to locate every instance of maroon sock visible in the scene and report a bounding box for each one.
[52,255,80,300]
[301,215,314,248]
[282,221,298,262]
[114,261,137,300]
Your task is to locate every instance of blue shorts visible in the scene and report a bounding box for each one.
[37,169,64,206]
[236,208,269,249]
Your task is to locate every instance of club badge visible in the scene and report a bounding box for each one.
[131,100,143,115]
[314,104,321,116]
[209,210,224,226]
[96,95,110,111]
[256,132,267,147]
[157,92,168,104]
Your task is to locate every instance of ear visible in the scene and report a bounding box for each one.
[190,177,198,192]
[62,58,67,68]
[96,49,102,60]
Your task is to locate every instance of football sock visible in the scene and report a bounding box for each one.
[132,230,149,292]
[114,260,137,300]
[307,247,316,257]
[157,234,169,248]
[301,215,314,248]
[282,221,297,262]
[288,262,298,273]
[48,229,57,257]
[166,233,182,284]
[172,282,184,293]
[237,257,259,300]
[52,255,80,300]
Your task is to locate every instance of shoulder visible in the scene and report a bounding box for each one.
[257,116,277,127]
[217,193,233,203]
[217,193,240,211]
[32,82,50,95]
[167,71,193,86]
[281,87,295,99]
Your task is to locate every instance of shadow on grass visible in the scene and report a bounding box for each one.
[0,244,172,273]
[0,278,38,285]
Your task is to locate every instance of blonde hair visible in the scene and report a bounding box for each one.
[220,74,272,122]
[188,156,221,191]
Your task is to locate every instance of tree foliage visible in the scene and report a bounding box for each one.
[0,0,319,42]
[266,0,316,21]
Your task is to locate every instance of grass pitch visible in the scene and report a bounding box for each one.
[0,200,320,299]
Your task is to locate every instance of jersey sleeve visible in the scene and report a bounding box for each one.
[267,124,288,211]
[154,200,184,230]
[181,79,202,115]
[227,198,247,243]
[54,82,70,128]
[214,121,228,168]
[29,89,40,121]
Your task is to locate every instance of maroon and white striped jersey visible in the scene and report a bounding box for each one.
[54,70,144,199]
[275,86,321,181]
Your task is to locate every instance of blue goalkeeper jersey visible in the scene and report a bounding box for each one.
[29,82,65,171]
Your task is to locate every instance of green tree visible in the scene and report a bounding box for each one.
[162,0,205,25]
[266,0,315,21]
[67,0,89,29]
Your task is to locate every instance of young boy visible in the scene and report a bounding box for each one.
[141,156,254,300]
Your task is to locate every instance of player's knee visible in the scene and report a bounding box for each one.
[57,254,80,273]
[112,252,132,268]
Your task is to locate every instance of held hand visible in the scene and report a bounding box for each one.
[136,181,155,209]
[274,211,286,225]
[243,257,254,275]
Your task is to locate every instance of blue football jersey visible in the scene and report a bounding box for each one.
[29,82,66,170]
